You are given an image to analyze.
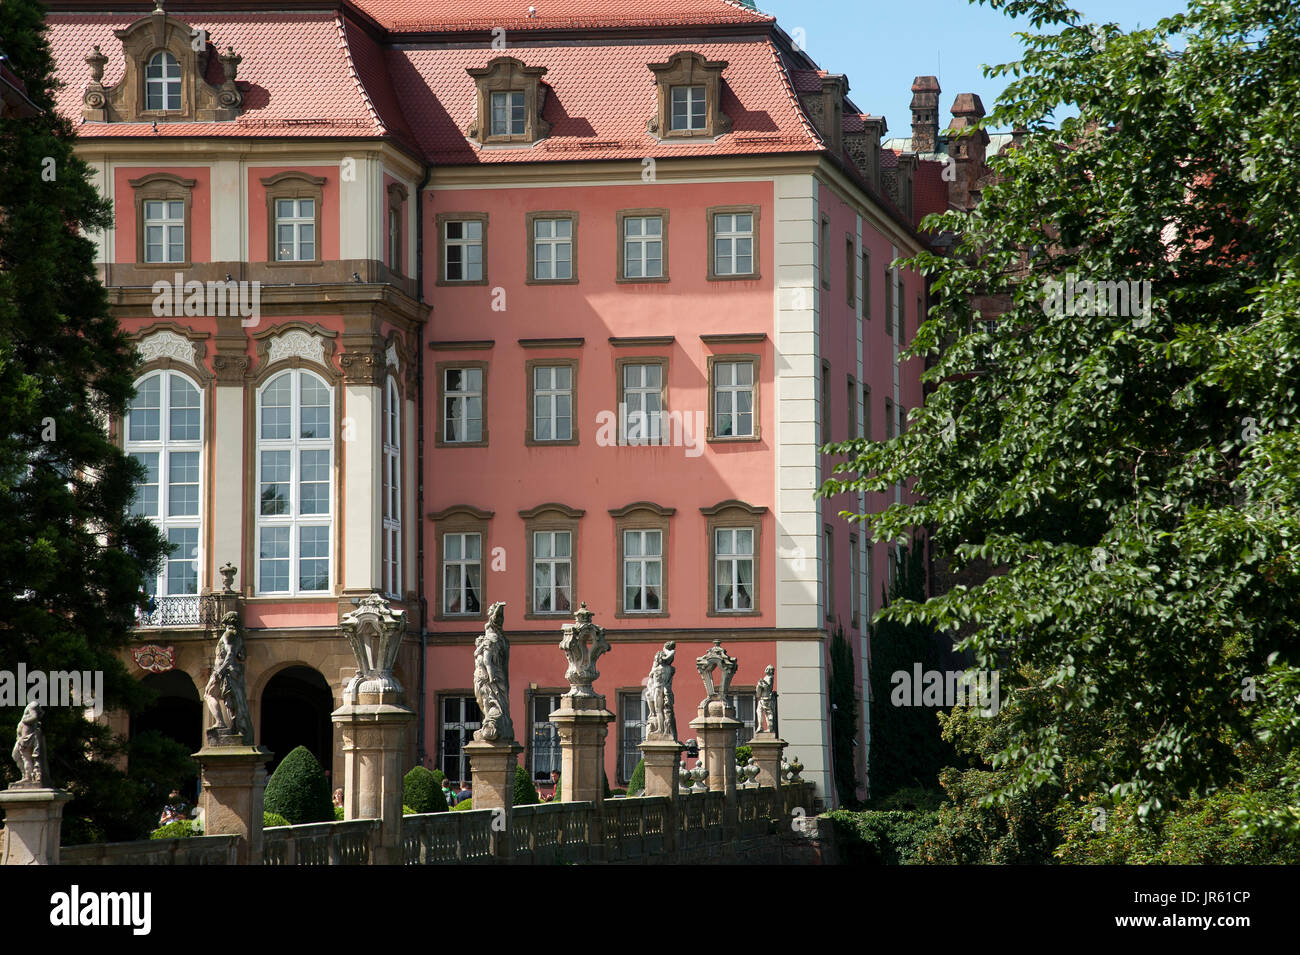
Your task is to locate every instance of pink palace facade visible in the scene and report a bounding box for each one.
[45,0,929,806]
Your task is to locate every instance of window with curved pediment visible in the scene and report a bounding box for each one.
[467,57,551,146]
[648,52,731,140]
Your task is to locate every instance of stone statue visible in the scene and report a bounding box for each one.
[204,611,253,745]
[11,701,47,788]
[756,664,779,735]
[642,641,678,741]
[696,638,739,703]
[340,592,407,704]
[473,601,514,742]
[559,602,610,698]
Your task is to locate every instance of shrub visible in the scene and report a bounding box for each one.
[627,760,645,796]
[452,798,474,811]
[610,789,627,797]
[150,820,200,840]
[404,766,448,814]
[735,746,752,766]
[823,809,939,865]
[514,765,540,806]
[263,746,334,825]
[263,812,291,829]
[403,805,415,815]
[334,805,344,821]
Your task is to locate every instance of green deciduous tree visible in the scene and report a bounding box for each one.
[821,0,1300,836]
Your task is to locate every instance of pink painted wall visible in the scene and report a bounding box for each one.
[246,165,340,263]
[114,166,211,264]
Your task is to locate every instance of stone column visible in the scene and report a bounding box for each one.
[748,733,787,820]
[690,700,742,797]
[638,738,683,798]
[194,744,272,865]
[331,593,416,865]
[465,739,522,859]
[0,788,73,865]
[551,695,614,805]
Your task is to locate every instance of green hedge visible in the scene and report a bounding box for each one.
[452,798,474,811]
[514,765,540,806]
[150,820,200,839]
[263,746,335,825]
[404,766,449,813]
[263,812,290,829]
[627,760,645,796]
[823,809,939,865]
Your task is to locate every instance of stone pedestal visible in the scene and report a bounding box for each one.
[465,739,523,859]
[194,744,272,865]
[0,787,73,865]
[550,694,614,806]
[748,733,787,819]
[639,737,684,798]
[332,701,416,865]
[690,699,742,796]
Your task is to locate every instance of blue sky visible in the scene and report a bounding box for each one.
[756,0,1192,133]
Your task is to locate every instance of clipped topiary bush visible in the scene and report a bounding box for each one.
[404,766,448,814]
[514,765,540,806]
[263,746,334,825]
[150,820,200,839]
[735,746,752,766]
[627,760,645,796]
[263,811,291,829]
[452,798,474,811]
[334,805,345,821]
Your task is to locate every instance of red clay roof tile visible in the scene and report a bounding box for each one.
[350,0,772,33]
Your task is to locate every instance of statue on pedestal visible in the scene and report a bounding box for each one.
[10,701,47,787]
[559,602,610,698]
[204,611,253,745]
[756,664,779,735]
[473,601,513,742]
[642,641,678,741]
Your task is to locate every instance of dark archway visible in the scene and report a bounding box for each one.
[260,666,333,778]
[130,669,203,803]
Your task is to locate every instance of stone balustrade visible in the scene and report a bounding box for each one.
[61,833,240,865]
[262,819,379,865]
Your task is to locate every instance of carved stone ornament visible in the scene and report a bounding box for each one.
[133,644,176,674]
[559,602,610,698]
[696,638,738,703]
[472,601,514,742]
[10,702,48,788]
[218,561,237,593]
[204,611,253,745]
[267,329,327,367]
[642,641,678,741]
[340,593,407,704]
[137,329,197,368]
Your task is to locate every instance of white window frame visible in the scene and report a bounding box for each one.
[531,530,572,615]
[670,84,706,131]
[145,51,181,112]
[622,215,663,279]
[143,199,185,264]
[255,369,334,596]
[490,90,526,136]
[621,362,663,445]
[622,528,663,614]
[382,377,402,599]
[712,360,754,438]
[273,197,316,262]
[712,212,754,276]
[532,364,572,442]
[443,220,483,282]
[529,692,564,782]
[388,206,401,272]
[442,531,483,616]
[714,526,755,613]
[531,217,573,281]
[126,370,204,612]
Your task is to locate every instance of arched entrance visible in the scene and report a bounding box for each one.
[129,669,203,802]
[260,666,334,778]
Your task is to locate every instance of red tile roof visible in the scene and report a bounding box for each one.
[350,0,773,33]
[46,12,395,139]
[389,37,820,163]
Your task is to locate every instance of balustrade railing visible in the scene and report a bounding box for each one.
[61,834,239,865]
[262,819,378,865]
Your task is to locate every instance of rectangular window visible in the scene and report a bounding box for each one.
[899,287,906,341]
[619,692,649,783]
[714,527,754,612]
[443,532,482,615]
[441,695,482,783]
[622,215,663,279]
[532,530,572,614]
[529,693,563,782]
[712,212,754,277]
[622,528,662,613]
[443,220,483,282]
[846,377,857,443]
[274,198,315,262]
[531,217,573,281]
[443,367,483,443]
[712,359,755,439]
[382,379,402,599]
[143,200,185,264]
[861,250,871,318]
[388,207,401,272]
[531,365,572,442]
[885,397,895,439]
[885,266,895,337]
[862,384,871,441]
[669,85,706,131]
[728,692,756,745]
[820,360,832,447]
[490,91,526,136]
[849,533,860,628]
[824,526,834,621]
[846,236,856,306]
[621,362,663,445]
[166,527,198,596]
[819,215,831,288]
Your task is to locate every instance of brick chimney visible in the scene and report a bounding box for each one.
[844,113,887,192]
[800,73,849,156]
[909,75,941,153]
[946,92,989,211]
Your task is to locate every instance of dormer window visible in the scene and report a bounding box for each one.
[648,52,731,140]
[468,57,550,146]
[145,52,181,111]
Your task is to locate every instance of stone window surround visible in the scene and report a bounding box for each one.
[846,233,857,307]
[262,171,325,267]
[387,181,408,275]
[849,532,860,630]
[860,248,871,320]
[609,501,674,619]
[524,357,579,447]
[435,212,489,287]
[615,688,648,785]
[430,505,493,622]
[824,523,835,622]
[613,355,668,447]
[435,359,489,448]
[820,359,832,447]
[702,499,766,618]
[705,204,761,282]
[524,210,578,285]
[130,172,196,269]
[819,213,831,289]
[524,686,567,781]
[615,208,671,284]
[647,51,732,141]
[467,56,551,146]
[846,374,857,444]
[520,503,584,620]
[705,352,761,443]
[435,690,480,784]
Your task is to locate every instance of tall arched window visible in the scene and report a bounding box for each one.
[382,376,402,598]
[256,370,333,595]
[145,52,181,112]
[127,370,203,625]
